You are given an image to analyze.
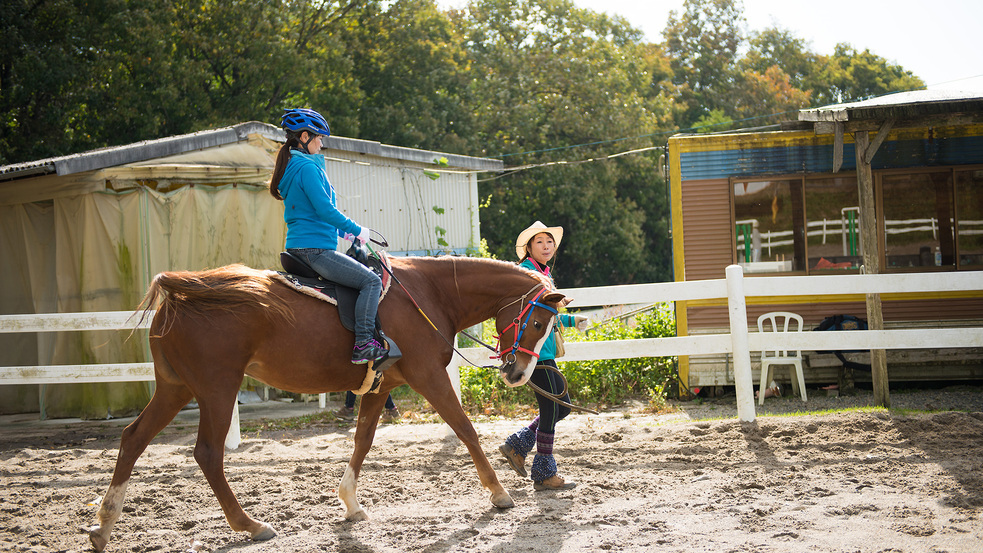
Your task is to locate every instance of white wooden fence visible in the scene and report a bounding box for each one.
[3,267,982,426]
[447,267,983,422]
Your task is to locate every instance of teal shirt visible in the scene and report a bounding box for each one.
[520,258,574,361]
[279,150,362,250]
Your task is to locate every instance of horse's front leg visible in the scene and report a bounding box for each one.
[195,396,276,541]
[424,383,515,509]
[339,390,388,521]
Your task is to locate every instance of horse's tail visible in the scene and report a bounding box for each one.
[136,264,295,336]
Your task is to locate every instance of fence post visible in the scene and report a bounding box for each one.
[726,265,756,422]
[447,334,463,401]
[225,403,241,450]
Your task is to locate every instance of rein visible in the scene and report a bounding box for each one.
[365,242,597,414]
[364,243,519,370]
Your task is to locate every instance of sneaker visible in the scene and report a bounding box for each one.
[533,475,577,491]
[499,443,527,478]
[381,407,400,422]
[352,339,387,365]
[335,406,355,420]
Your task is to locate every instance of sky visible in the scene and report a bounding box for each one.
[441,0,983,93]
[572,0,983,92]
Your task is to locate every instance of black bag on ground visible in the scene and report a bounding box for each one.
[814,314,871,371]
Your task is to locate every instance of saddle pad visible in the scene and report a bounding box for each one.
[269,250,392,305]
[268,251,393,332]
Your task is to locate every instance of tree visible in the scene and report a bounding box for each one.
[663,0,746,127]
[460,0,674,286]
[1,0,131,163]
[813,44,924,105]
[745,26,817,91]
[1,0,368,164]
[345,0,473,152]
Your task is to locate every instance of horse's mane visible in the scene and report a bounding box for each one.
[398,255,553,290]
[137,264,294,335]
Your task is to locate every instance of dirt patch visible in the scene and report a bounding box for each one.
[2,389,983,552]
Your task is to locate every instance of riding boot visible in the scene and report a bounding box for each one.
[500,416,538,477]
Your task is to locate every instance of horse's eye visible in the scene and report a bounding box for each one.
[533,321,542,330]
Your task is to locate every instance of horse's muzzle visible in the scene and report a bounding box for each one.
[499,361,530,387]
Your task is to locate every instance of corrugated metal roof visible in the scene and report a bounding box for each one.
[799,89,983,123]
[0,122,503,182]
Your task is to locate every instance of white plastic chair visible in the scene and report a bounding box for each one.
[757,311,806,405]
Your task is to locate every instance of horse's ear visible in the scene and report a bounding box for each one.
[544,292,571,308]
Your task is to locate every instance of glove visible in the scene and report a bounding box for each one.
[573,315,590,332]
[341,232,355,242]
[356,226,371,246]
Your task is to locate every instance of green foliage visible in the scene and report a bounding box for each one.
[663,0,924,129]
[664,0,746,126]
[345,0,473,152]
[559,306,676,405]
[693,109,734,133]
[463,0,674,286]
[813,44,925,105]
[2,0,928,283]
[458,306,677,412]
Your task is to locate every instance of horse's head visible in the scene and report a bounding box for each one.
[495,288,570,387]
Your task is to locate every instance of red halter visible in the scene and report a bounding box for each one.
[492,286,557,363]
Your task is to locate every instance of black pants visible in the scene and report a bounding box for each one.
[531,359,571,434]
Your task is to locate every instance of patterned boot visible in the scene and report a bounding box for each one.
[499,417,539,478]
[530,430,576,491]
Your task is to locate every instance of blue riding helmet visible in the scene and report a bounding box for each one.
[280,108,331,137]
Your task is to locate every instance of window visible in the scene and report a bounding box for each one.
[881,172,954,269]
[804,176,862,272]
[733,179,805,272]
[955,169,983,268]
[734,166,981,275]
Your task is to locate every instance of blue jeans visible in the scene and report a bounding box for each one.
[289,248,382,344]
[345,391,396,410]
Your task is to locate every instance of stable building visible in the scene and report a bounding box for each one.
[668,90,983,391]
[0,122,502,418]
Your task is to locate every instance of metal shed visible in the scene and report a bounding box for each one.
[0,122,503,418]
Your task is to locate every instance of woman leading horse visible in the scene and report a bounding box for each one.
[88,256,566,552]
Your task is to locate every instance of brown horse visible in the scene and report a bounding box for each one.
[89,256,567,552]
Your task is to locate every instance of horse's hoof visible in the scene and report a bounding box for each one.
[491,490,515,509]
[345,509,370,522]
[250,522,276,541]
[88,526,108,552]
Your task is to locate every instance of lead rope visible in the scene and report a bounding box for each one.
[527,364,599,415]
[365,243,597,414]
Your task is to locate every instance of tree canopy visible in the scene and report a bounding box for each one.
[2,0,926,286]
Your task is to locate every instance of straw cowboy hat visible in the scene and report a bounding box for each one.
[515,221,564,259]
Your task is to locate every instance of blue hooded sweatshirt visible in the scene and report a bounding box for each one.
[279,149,362,250]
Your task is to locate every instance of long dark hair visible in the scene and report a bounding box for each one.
[269,132,302,200]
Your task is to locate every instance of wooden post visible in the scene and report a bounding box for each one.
[854,130,890,407]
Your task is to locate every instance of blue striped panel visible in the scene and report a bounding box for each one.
[679,134,983,181]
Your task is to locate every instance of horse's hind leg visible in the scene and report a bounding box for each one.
[194,392,276,542]
[90,381,193,552]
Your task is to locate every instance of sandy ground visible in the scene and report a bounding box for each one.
[2,387,983,553]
